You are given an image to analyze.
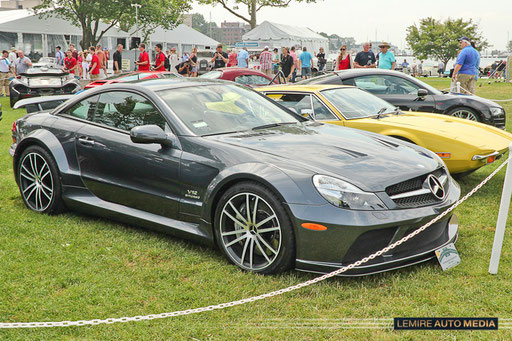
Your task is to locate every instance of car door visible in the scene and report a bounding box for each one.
[74,90,182,219]
[347,74,437,112]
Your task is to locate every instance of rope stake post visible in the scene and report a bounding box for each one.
[489,144,512,274]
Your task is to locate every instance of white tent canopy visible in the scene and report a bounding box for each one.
[242,21,328,53]
[0,9,218,57]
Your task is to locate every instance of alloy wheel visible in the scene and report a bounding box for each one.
[19,152,54,212]
[219,193,282,271]
[450,109,479,121]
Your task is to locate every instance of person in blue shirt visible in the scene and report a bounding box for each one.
[55,46,65,66]
[452,36,479,95]
[377,42,395,70]
[237,47,249,68]
[298,47,313,79]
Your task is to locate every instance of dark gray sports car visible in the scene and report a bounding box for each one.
[299,69,506,129]
[10,78,460,276]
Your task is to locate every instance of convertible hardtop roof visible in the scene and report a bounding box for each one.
[256,84,355,92]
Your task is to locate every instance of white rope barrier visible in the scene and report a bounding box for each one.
[0,159,509,329]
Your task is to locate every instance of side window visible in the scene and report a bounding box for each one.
[311,96,337,120]
[235,75,270,86]
[66,95,100,120]
[383,75,420,95]
[92,92,167,131]
[353,75,420,95]
[353,76,389,94]
[270,93,313,114]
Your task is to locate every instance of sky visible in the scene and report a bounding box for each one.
[190,0,512,50]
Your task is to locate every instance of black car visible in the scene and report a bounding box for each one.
[299,69,506,129]
[10,78,460,276]
[9,67,81,107]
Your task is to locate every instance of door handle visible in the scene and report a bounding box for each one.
[77,137,95,146]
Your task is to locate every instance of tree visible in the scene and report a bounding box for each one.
[406,17,489,66]
[35,0,191,49]
[507,41,512,53]
[196,0,319,29]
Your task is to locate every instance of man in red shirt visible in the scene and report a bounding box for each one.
[96,44,107,77]
[88,46,100,80]
[154,43,166,71]
[64,50,78,76]
[69,43,79,60]
[136,43,150,71]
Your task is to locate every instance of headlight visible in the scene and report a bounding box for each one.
[313,175,386,210]
[490,107,504,116]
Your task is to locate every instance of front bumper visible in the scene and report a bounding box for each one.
[296,215,458,276]
[288,177,461,276]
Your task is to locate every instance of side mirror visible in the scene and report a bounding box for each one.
[130,125,172,146]
[417,89,428,97]
[301,109,316,120]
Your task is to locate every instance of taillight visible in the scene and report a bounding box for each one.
[11,121,17,143]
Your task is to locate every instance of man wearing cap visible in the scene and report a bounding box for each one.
[377,42,395,70]
[452,37,479,95]
[259,46,273,77]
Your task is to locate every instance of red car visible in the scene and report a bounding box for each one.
[199,67,280,87]
[84,71,181,89]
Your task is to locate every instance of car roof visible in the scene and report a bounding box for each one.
[256,84,354,92]
[84,77,229,93]
[334,68,411,78]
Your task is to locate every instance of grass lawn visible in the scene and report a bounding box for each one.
[1,79,512,340]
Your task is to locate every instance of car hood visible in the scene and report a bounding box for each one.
[439,92,502,108]
[209,122,441,192]
[373,112,512,150]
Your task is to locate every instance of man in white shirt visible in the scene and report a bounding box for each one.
[0,50,11,96]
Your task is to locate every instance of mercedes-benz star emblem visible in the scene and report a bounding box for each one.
[426,175,445,200]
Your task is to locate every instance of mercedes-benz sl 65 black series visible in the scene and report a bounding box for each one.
[9,78,461,276]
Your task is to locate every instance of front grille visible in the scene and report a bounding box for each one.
[386,168,447,209]
[342,226,397,263]
[393,193,439,208]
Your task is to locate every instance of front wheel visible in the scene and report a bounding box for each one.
[214,182,295,275]
[446,107,480,122]
[17,145,65,214]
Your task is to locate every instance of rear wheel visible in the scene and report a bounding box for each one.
[17,145,65,214]
[446,107,480,122]
[214,182,295,274]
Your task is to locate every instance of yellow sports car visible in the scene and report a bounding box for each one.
[256,84,512,175]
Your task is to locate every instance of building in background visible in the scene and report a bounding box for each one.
[0,0,41,9]
[220,21,251,46]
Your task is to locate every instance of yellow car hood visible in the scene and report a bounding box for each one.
[361,112,512,151]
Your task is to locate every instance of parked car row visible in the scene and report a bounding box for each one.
[7,68,510,277]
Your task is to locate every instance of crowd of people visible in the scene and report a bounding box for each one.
[0,35,502,96]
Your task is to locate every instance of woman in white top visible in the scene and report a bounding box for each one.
[83,51,92,80]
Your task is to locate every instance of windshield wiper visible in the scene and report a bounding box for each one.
[392,106,404,115]
[374,107,389,119]
[202,130,243,137]
[252,122,296,130]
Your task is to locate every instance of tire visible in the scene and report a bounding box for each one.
[17,145,65,214]
[446,107,481,122]
[214,181,295,275]
[9,93,15,108]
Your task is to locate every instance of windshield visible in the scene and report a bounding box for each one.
[159,84,301,136]
[199,71,223,79]
[321,88,396,119]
